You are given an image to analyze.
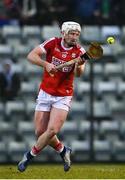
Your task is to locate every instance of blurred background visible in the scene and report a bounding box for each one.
[0,0,125,164]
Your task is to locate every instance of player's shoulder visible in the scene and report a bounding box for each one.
[44,37,56,44]
[54,37,62,43]
[45,37,61,44]
[41,37,58,48]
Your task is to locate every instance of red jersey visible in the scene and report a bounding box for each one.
[39,37,86,96]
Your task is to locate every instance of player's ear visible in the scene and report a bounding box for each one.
[61,31,66,36]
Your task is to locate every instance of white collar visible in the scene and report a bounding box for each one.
[61,39,73,50]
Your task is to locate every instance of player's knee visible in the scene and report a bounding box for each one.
[47,127,58,137]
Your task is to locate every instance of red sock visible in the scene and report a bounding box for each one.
[31,146,41,156]
[54,142,64,152]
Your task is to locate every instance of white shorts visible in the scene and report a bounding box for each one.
[35,89,72,112]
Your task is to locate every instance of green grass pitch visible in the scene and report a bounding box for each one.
[0,164,125,179]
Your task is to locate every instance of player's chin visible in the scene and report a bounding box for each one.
[68,42,76,47]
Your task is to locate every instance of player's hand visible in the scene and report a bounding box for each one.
[77,57,85,66]
[45,62,57,77]
[75,62,82,70]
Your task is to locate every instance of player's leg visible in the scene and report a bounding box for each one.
[34,110,50,137]
[49,135,63,151]
[18,110,50,172]
[34,111,71,171]
[47,96,72,171]
[34,107,68,149]
[34,112,64,153]
[49,134,72,171]
[34,110,70,170]
[20,107,68,155]
[35,116,71,172]
[34,113,65,155]
[18,108,67,172]
[48,107,72,171]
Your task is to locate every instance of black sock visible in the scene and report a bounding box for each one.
[27,151,34,159]
[60,146,66,158]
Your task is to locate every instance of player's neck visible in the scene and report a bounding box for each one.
[63,42,70,48]
[61,39,73,49]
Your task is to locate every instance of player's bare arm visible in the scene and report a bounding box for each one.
[27,46,57,74]
[75,58,86,77]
